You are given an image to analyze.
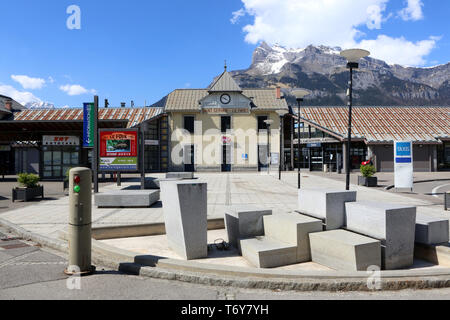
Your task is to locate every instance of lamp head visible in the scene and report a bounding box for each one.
[276,109,289,117]
[292,89,311,102]
[340,49,370,68]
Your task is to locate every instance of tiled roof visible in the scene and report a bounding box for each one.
[165,88,288,111]
[10,107,164,128]
[295,107,450,143]
[209,71,242,92]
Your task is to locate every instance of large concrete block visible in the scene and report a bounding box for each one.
[415,213,449,245]
[297,189,357,230]
[309,230,381,271]
[224,205,272,249]
[345,201,416,270]
[240,237,297,268]
[94,190,160,208]
[263,213,322,262]
[160,180,207,260]
[166,172,194,179]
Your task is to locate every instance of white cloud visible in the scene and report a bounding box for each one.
[60,84,96,96]
[358,35,438,66]
[231,8,246,24]
[398,0,424,21]
[235,0,437,66]
[0,84,42,105]
[11,75,46,90]
[239,0,390,48]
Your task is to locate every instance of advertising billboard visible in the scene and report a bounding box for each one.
[99,129,139,171]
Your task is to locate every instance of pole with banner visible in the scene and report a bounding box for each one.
[394,141,414,191]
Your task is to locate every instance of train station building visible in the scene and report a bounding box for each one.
[0,71,449,180]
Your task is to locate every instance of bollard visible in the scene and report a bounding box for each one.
[445,192,449,211]
[65,167,95,275]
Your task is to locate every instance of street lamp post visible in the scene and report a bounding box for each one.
[340,49,370,191]
[292,89,311,190]
[276,109,289,180]
[264,119,274,174]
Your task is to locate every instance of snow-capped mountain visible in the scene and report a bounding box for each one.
[24,101,56,109]
[229,42,450,106]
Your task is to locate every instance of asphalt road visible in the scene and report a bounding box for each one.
[0,226,449,301]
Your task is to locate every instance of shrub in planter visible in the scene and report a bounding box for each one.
[358,164,378,187]
[13,173,44,202]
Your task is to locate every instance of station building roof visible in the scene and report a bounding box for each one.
[294,106,450,144]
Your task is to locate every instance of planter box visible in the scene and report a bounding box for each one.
[358,176,378,187]
[12,186,44,202]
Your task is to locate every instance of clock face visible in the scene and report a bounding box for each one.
[220,94,231,105]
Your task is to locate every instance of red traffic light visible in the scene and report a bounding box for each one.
[74,175,81,184]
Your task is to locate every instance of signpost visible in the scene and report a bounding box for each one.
[83,103,95,148]
[394,141,414,191]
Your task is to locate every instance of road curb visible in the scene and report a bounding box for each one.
[2,217,450,292]
[385,179,450,191]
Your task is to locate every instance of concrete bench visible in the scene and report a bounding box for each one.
[345,201,416,270]
[309,230,381,271]
[415,213,449,245]
[94,190,160,208]
[263,213,323,262]
[240,237,297,268]
[160,180,207,260]
[166,172,194,179]
[297,189,357,230]
[225,205,272,250]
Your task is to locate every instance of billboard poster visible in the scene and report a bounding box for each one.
[99,130,138,171]
[394,141,413,189]
[83,102,95,148]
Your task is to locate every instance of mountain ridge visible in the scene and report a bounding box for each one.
[228,42,450,106]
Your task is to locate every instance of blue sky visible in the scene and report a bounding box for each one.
[0,0,448,108]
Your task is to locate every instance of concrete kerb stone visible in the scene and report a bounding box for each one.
[1,217,450,292]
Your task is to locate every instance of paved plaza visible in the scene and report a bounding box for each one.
[0,171,448,242]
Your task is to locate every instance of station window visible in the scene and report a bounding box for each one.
[184,116,195,134]
[221,116,231,133]
[258,116,268,131]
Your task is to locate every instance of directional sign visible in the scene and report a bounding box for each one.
[83,103,95,148]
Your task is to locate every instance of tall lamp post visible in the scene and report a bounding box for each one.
[340,49,370,191]
[292,89,311,189]
[264,119,274,174]
[276,109,289,180]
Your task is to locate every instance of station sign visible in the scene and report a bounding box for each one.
[43,136,80,146]
[394,141,413,189]
[99,129,139,172]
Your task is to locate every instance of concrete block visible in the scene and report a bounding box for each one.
[263,213,322,262]
[94,190,160,208]
[224,205,272,249]
[240,237,297,268]
[345,201,416,270]
[415,213,449,245]
[144,177,161,189]
[297,188,357,230]
[160,180,207,260]
[309,230,381,271]
[166,172,194,179]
